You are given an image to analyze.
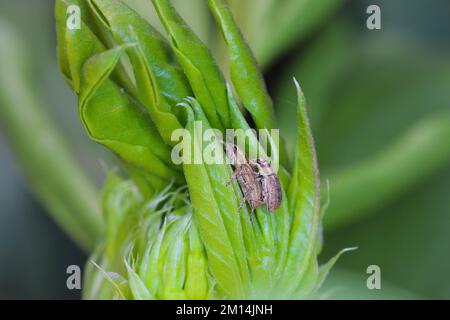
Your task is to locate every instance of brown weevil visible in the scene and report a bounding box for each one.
[222,142,264,212]
[249,158,282,213]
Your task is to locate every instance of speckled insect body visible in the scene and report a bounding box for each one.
[250,159,282,213]
[223,142,264,212]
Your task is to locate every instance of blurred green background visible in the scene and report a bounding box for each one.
[0,0,449,299]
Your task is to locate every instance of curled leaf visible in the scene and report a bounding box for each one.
[207,0,276,130]
[152,0,230,130]
[89,0,192,108]
[79,46,184,184]
[180,100,244,298]
[280,79,320,296]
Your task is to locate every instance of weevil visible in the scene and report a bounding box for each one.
[249,158,282,213]
[222,142,264,212]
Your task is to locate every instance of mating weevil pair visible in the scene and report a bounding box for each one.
[223,142,282,213]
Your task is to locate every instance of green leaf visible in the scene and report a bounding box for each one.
[172,0,212,45]
[207,0,276,130]
[89,0,192,145]
[56,0,107,85]
[140,219,167,297]
[180,101,244,298]
[125,259,155,300]
[162,225,188,299]
[227,87,291,292]
[226,0,274,55]
[89,0,192,105]
[314,247,357,292]
[187,97,251,292]
[292,253,319,299]
[279,79,320,296]
[56,0,136,96]
[90,259,132,300]
[55,0,74,85]
[184,224,209,299]
[101,172,143,264]
[78,45,184,184]
[152,0,229,130]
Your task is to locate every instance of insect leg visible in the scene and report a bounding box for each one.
[226,170,242,186]
[237,186,255,209]
[238,198,246,209]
